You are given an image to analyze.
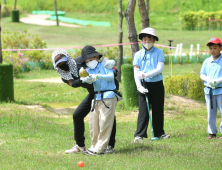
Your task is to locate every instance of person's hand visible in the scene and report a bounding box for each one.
[89,74,99,82]
[138,71,146,79]
[80,76,93,84]
[207,79,216,89]
[137,86,149,94]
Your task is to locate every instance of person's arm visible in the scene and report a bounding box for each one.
[134,66,148,94]
[62,78,93,88]
[144,62,164,78]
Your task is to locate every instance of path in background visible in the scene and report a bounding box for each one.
[26,77,62,83]
[20,14,81,27]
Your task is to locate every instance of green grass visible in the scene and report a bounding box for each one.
[1,68,222,169]
[2,12,222,54]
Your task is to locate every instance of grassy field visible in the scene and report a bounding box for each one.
[1,68,222,169]
[2,12,222,54]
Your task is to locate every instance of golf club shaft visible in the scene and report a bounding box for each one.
[142,80,156,138]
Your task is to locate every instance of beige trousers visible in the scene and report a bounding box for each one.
[89,97,117,152]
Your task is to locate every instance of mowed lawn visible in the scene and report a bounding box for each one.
[1,65,222,169]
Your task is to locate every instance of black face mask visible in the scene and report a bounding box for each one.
[59,62,69,71]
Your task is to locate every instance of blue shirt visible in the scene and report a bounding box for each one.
[87,62,116,100]
[200,54,222,95]
[133,46,165,82]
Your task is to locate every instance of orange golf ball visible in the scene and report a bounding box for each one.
[78,161,84,167]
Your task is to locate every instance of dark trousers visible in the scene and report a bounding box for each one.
[134,80,165,138]
[73,93,116,147]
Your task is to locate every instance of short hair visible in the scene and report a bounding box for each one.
[208,43,222,47]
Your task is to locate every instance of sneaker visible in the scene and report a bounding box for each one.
[134,136,143,142]
[207,134,216,139]
[83,149,104,156]
[65,145,86,154]
[105,145,115,154]
[159,134,170,139]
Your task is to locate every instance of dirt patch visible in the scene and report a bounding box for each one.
[23,94,206,121]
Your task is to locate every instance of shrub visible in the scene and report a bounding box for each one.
[0,64,14,102]
[165,74,205,101]
[121,64,138,108]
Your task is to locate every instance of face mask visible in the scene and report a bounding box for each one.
[86,60,98,69]
[59,62,69,71]
[143,43,153,50]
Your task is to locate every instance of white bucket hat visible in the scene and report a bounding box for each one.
[139,27,159,41]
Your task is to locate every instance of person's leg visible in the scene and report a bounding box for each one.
[134,91,149,138]
[205,94,218,135]
[216,95,222,134]
[89,100,100,148]
[148,81,165,137]
[73,93,94,147]
[108,116,116,148]
[94,97,117,152]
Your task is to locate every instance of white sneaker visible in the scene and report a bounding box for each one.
[159,134,170,139]
[134,136,143,142]
[65,145,86,154]
[105,145,115,154]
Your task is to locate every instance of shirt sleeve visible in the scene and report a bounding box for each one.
[200,59,207,75]
[158,49,165,62]
[133,52,140,66]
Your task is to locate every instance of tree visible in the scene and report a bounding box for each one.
[14,0,17,10]
[138,0,149,28]
[124,0,139,61]
[54,0,59,26]
[117,0,124,82]
[0,2,2,63]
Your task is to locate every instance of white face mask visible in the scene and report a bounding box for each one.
[86,60,98,69]
[143,43,153,50]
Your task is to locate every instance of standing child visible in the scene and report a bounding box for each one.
[80,46,118,155]
[200,37,222,139]
[133,27,170,142]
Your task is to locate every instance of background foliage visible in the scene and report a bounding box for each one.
[164,74,205,101]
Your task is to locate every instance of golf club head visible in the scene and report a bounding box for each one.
[79,67,89,77]
[151,137,159,141]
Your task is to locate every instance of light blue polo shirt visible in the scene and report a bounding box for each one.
[200,54,222,95]
[133,46,165,82]
[87,62,116,100]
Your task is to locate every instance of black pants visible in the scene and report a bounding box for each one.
[134,80,165,138]
[73,93,116,147]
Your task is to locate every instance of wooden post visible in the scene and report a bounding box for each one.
[124,0,139,61]
[117,0,123,82]
[138,0,149,29]
[54,0,59,26]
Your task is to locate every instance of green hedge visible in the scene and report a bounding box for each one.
[0,64,14,102]
[121,64,138,108]
[180,10,222,30]
[11,10,19,22]
[164,74,205,101]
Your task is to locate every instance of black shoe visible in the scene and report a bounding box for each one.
[207,134,216,139]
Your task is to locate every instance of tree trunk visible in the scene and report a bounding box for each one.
[0,3,2,64]
[117,0,123,82]
[138,0,149,29]
[146,0,149,26]
[14,0,17,10]
[54,0,59,26]
[4,0,6,4]
[124,0,139,61]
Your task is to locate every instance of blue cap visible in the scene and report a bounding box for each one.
[55,56,68,66]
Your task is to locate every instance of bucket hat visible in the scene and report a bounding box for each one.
[139,27,159,41]
[81,46,102,64]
